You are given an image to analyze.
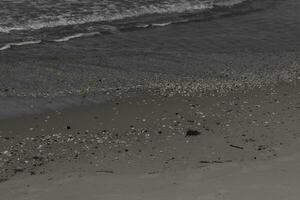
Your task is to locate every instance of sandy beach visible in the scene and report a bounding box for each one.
[1,0,300,199]
[0,78,299,199]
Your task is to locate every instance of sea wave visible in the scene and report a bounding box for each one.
[214,0,248,7]
[0,0,248,33]
[0,0,252,51]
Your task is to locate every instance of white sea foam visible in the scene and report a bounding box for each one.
[0,40,42,51]
[214,0,248,7]
[0,44,11,51]
[0,0,248,33]
[135,24,151,28]
[0,27,27,33]
[0,32,102,51]
[152,22,173,27]
[53,32,100,42]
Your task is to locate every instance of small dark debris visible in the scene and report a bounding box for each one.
[147,171,159,174]
[166,157,175,162]
[212,160,232,163]
[257,145,267,151]
[67,126,71,130]
[229,144,244,149]
[185,129,201,137]
[96,170,114,174]
[32,156,43,161]
[199,161,210,163]
[200,160,232,164]
[187,120,195,123]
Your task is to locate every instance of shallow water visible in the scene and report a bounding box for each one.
[0,0,299,106]
[0,0,298,53]
[0,0,286,49]
[0,0,247,33]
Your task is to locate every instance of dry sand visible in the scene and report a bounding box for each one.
[1,142,300,200]
[0,81,299,199]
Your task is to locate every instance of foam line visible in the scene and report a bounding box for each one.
[0,40,42,51]
[53,32,100,42]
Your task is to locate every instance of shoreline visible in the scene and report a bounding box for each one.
[0,51,299,120]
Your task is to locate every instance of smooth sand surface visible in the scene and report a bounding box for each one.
[1,140,300,200]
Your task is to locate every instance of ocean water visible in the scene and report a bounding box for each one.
[0,0,299,70]
[0,0,272,50]
[0,0,246,31]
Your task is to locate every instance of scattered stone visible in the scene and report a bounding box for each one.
[229,144,244,150]
[199,160,210,164]
[185,129,201,137]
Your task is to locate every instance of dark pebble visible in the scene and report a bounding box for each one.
[185,129,201,137]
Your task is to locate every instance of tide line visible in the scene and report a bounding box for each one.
[53,32,100,42]
[0,40,42,51]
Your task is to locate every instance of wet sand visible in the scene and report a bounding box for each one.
[1,51,299,120]
[0,80,299,199]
